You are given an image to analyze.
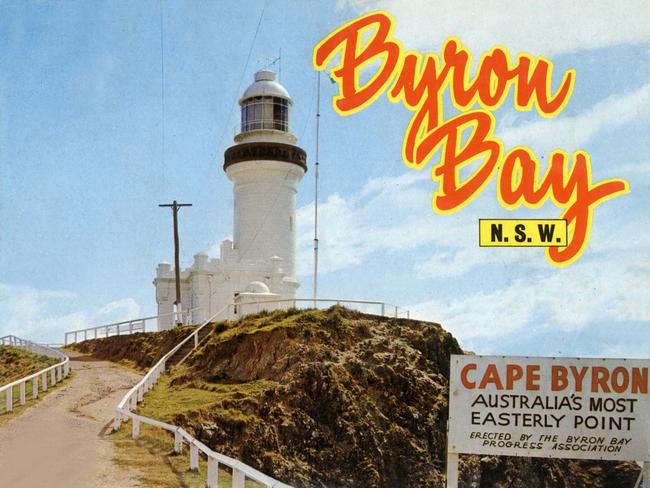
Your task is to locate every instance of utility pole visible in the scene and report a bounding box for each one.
[159,200,192,324]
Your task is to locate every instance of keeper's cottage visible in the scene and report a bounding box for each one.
[154,70,307,329]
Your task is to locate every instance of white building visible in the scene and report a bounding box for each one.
[154,70,307,330]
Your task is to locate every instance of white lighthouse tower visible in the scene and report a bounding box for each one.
[224,69,307,283]
[153,70,307,329]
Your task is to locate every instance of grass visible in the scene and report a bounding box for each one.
[0,345,71,424]
[111,396,264,487]
[108,366,278,487]
[136,372,276,423]
[0,345,59,384]
[212,307,317,343]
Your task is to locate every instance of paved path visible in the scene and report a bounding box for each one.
[0,352,141,487]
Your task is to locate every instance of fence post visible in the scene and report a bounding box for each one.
[381,303,385,316]
[5,387,12,412]
[174,430,183,453]
[232,468,246,488]
[19,382,25,405]
[50,369,56,386]
[446,452,458,488]
[41,372,47,391]
[207,457,219,488]
[132,418,140,439]
[32,377,38,399]
[189,444,199,471]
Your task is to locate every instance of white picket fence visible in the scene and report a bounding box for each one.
[113,303,293,487]
[64,309,198,345]
[0,335,70,414]
[111,298,411,488]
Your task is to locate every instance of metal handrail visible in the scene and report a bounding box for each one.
[0,335,70,414]
[63,307,202,345]
[233,297,410,319]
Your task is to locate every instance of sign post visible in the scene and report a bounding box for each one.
[447,355,650,486]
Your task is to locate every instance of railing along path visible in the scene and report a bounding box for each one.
[110,298,410,488]
[64,308,199,345]
[0,335,70,414]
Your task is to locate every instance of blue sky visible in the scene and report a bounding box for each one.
[1,1,648,357]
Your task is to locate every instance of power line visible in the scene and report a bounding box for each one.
[215,0,267,150]
[159,0,166,184]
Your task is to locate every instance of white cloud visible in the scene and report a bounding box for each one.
[498,82,650,153]
[0,283,141,344]
[342,0,650,57]
[409,256,650,352]
[296,168,577,279]
[296,170,481,276]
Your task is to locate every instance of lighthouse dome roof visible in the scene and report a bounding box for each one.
[240,70,292,104]
[244,281,271,294]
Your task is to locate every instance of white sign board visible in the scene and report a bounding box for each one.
[448,355,650,461]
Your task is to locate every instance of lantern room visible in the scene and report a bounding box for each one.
[239,70,291,133]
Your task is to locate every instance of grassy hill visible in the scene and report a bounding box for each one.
[73,306,640,488]
[0,345,58,384]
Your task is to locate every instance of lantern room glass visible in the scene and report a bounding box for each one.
[241,96,289,133]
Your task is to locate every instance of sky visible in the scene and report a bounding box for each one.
[0,1,648,357]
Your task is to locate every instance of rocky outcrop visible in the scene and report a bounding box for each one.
[76,306,641,487]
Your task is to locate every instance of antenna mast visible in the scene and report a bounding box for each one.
[313,71,321,304]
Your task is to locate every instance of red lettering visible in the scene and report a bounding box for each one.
[551,365,568,392]
[570,366,588,392]
[314,12,400,113]
[632,368,648,394]
[506,364,524,389]
[460,363,477,389]
[526,365,540,391]
[479,364,504,390]
[592,367,611,393]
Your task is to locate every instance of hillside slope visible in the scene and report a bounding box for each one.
[0,345,58,384]
[75,307,640,487]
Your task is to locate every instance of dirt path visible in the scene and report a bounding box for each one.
[0,351,142,487]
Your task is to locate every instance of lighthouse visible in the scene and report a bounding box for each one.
[224,69,307,282]
[154,70,307,329]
